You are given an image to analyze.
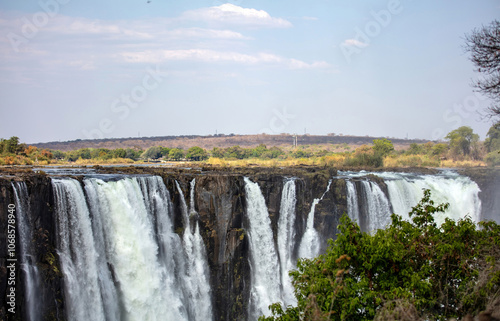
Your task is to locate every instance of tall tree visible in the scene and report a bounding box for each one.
[484,121,500,152]
[465,20,500,118]
[445,126,479,159]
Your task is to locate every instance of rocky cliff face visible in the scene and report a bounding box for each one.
[161,167,340,320]
[0,170,64,321]
[1,165,496,320]
[0,166,342,321]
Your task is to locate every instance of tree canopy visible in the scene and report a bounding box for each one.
[261,190,500,321]
[445,126,480,160]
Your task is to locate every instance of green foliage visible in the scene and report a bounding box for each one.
[210,145,285,160]
[142,146,165,160]
[343,145,383,168]
[372,138,394,157]
[484,122,500,153]
[262,190,500,321]
[406,143,423,155]
[224,145,248,159]
[113,148,127,159]
[186,146,208,161]
[485,150,500,166]
[431,143,448,157]
[292,149,312,158]
[168,148,184,160]
[445,126,480,160]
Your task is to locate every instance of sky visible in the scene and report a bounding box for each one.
[0,0,499,144]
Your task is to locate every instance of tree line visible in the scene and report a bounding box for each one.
[1,124,499,166]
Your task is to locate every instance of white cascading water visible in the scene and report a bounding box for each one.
[298,180,332,259]
[244,177,283,320]
[276,178,298,306]
[52,176,212,321]
[11,182,43,321]
[175,179,213,321]
[52,178,107,321]
[360,180,392,231]
[344,171,482,231]
[346,180,360,223]
[382,171,481,225]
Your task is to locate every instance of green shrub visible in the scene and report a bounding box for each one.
[485,151,500,166]
[261,190,500,321]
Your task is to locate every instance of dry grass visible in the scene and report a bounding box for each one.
[440,159,486,167]
[383,155,440,168]
[73,158,135,165]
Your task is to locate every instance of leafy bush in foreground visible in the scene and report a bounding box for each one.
[260,190,500,321]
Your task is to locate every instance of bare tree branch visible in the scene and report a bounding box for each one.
[465,20,500,119]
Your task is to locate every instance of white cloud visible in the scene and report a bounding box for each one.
[166,27,250,40]
[182,4,292,28]
[341,39,369,48]
[118,49,331,70]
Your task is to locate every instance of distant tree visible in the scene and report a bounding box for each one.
[406,143,423,155]
[224,146,246,159]
[113,148,127,159]
[52,150,66,160]
[372,138,394,157]
[40,149,53,160]
[261,146,285,159]
[465,20,500,118]
[142,146,164,160]
[125,148,142,160]
[250,144,268,158]
[91,148,112,160]
[445,126,480,159]
[79,148,92,159]
[211,147,225,158]
[168,148,184,161]
[344,144,384,167]
[484,122,500,152]
[292,149,311,158]
[186,146,208,161]
[3,136,20,154]
[24,145,38,156]
[160,147,171,157]
[431,143,449,157]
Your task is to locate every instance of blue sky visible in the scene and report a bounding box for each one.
[0,0,499,144]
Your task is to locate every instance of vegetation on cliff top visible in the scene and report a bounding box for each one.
[1,124,499,167]
[260,190,500,321]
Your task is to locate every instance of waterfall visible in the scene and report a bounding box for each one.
[11,182,43,321]
[244,177,283,320]
[360,181,392,231]
[52,178,107,321]
[175,179,213,321]
[346,180,360,223]
[276,178,297,306]
[383,171,481,225]
[52,175,212,321]
[342,171,482,231]
[298,180,332,259]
